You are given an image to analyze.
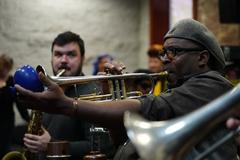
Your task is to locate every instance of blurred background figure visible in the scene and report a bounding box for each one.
[147,44,166,96]
[92,53,114,75]
[224,62,240,86]
[147,44,164,73]
[0,54,29,158]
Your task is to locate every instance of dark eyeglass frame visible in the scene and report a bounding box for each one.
[160,47,205,59]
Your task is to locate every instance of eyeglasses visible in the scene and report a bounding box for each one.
[160,47,204,59]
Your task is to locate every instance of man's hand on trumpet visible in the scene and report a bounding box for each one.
[96,61,126,75]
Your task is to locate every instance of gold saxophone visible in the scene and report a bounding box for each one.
[25,110,44,159]
[2,110,43,160]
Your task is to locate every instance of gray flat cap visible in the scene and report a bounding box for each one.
[164,18,225,70]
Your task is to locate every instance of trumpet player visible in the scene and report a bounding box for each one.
[16,19,238,160]
[23,31,114,159]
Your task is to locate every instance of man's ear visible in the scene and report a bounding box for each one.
[198,50,209,67]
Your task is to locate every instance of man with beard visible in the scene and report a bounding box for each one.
[23,31,114,159]
[17,19,238,159]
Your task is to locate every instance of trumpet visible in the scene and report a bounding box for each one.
[49,71,168,101]
[47,66,168,159]
[124,84,240,160]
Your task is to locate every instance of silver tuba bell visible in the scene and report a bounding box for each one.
[124,84,240,160]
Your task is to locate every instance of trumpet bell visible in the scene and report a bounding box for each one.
[124,111,184,160]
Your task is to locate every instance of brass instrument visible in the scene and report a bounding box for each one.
[3,67,65,160]
[46,141,70,160]
[124,84,240,160]
[2,111,44,160]
[46,70,165,159]
[49,71,168,101]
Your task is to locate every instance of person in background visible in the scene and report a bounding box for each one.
[92,53,115,95]
[147,44,166,96]
[16,19,238,160]
[92,54,113,75]
[147,44,164,73]
[0,54,29,158]
[224,62,240,86]
[23,31,115,159]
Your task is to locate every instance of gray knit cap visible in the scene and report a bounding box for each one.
[164,18,225,70]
